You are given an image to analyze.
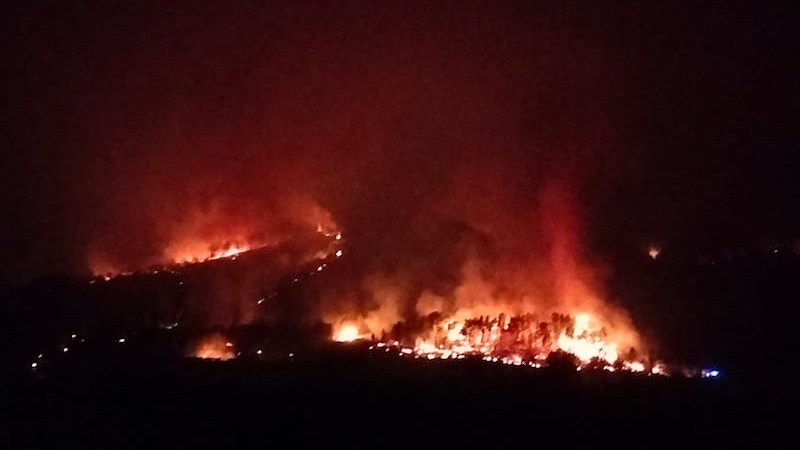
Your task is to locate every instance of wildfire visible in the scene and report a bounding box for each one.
[193,333,236,360]
[167,242,254,265]
[89,221,343,280]
[334,324,361,342]
[335,311,651,371]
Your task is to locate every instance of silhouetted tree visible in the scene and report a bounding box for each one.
[545,350,580,372]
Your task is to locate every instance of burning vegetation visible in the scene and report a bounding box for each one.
[192,333,236,360]
[318,181,655,373]
[87,194,339,279]
[78,179,664,374]
[333,311,654,373]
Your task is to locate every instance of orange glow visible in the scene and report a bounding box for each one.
[651,362,667,375]
[322,182,650,371]
[89,220,343,279]
[334,324,361,342]
[648,245,661,259]
[87,195,341,278]
[329,311,646,369]
[193,333,235,360]
[624,361,645,372]
[164,241,254,265]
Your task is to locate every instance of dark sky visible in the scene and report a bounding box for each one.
[1,0,798,286]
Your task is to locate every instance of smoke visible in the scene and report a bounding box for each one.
[1,2,643,350]
[320,173,641,352]
[86,191,338,275]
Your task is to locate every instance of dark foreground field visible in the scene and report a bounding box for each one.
[1,346,787,448]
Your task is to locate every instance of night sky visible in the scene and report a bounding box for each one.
[1,0,798,286]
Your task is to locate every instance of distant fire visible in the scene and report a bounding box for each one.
[334,324,361,342]
[164,241,255,265]
[89,221,342,280]
[193,333,236,360]
[81,181,674,377]
[87,194,341,279]
[332,311,651,371]
[89,240,262,278]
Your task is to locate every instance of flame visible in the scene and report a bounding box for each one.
[557,333,618,363]
[165,241,253,265]
[335,311,646,369]
[321,181,652,372]
[334,324,361,342]
[87,194,341,278]
[192,333,235,360]
[89,219,343,280]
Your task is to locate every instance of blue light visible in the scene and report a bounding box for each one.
[701,368,721,378]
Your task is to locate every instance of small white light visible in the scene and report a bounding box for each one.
[37,354,43,359]
[71,334,77,339]
[335,233,342,240]
[256,349,263,355]
[31,362,38,368]
[118,338,126,343]
[63,347,69,353]
[335,250,343,257]
[317,265,323,272]
[288,352,294,358]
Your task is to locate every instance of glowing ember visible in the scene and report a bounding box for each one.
[648,245,661,259]
[334,324,361,342]
[193,333,236,360]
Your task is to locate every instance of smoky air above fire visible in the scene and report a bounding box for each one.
[3,1,797,288]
